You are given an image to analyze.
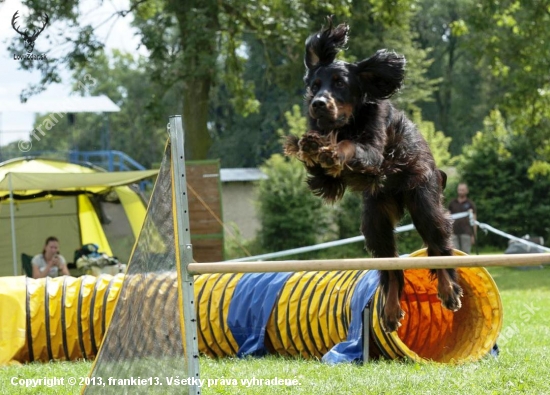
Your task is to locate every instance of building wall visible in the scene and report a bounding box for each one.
[221,181,261,240]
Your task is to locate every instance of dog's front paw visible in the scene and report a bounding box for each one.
[298,131,328,166]
[283,135,300,158]
[309,131,344,177]
[438,282,463,312]
[318,145,345,177]
[299,131,326,153]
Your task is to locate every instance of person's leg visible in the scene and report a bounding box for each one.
[452,234,461,251]
[459,234,472,254]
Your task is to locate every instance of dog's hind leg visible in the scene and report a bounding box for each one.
[362,193,405,332]
[405,179,463,311]
[378,270,405,332]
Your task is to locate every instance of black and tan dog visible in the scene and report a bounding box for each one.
[284,17,462,332]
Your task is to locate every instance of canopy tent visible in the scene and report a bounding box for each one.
[0,170,159,192]
[0,157,158,276]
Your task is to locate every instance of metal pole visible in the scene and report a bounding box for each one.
[8,173,18,275]
[169,116,200,395]
[469,210,479,255]
[362,307,370,363]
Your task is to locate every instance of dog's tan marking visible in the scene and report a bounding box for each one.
[337,103,354,120]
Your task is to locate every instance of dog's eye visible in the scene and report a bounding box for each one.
[334,80,345,88]
[311,83,320,93]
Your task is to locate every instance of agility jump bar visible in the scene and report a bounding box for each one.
[187,253,550,274]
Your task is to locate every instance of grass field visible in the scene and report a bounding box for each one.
[1,266,548,394]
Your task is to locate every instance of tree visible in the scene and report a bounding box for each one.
[412,110,454,167]
[412,0,500,154]
[346,0,440,110]
[257,154,332,252]
[10,0,351,160]
[466,0,550,177]
[208,37,305,167]
[459,110,550,247]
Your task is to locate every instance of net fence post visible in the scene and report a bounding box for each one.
[169,115,201,395]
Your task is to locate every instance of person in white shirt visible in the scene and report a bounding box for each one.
[32,236,70,278]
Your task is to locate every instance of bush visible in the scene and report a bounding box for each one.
[459,110,550,248]
[256,154,332,253]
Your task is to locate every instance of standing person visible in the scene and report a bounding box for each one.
[448,183,477,253]
[32,236,70,278]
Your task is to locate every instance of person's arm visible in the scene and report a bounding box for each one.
[32,263,42,279]
[58,255,70,276]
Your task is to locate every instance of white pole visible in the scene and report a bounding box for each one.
[8,173,18,275]
[187,253,550,274]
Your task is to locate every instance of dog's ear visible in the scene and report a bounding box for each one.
[305,16,349,70]
[356,50,406,100]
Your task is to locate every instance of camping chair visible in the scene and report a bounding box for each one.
[21,253,34,277]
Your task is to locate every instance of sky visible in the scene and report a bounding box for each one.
[0,0,143,146]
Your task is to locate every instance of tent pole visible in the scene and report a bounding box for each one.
[8,173,18,275]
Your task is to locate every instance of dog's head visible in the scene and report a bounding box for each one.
[304,17,406,131]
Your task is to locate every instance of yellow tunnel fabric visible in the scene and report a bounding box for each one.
[77,195,112,256]
[0,276,27,365]
[115,186,147,240]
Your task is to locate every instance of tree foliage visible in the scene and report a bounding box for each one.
[412,110,454,167]
[413,0,499,155]
[459,110,550,247]
[257,154,331,252]
[473,1,550,178]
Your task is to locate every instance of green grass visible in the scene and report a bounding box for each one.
[1,266,549,394]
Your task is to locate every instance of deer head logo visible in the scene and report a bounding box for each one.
[11,11,49,54]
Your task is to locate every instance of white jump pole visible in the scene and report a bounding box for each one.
[187,253,550,275]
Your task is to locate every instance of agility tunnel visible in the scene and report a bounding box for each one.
[0,249,502,365]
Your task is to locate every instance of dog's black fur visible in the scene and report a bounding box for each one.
[284,17,463,332]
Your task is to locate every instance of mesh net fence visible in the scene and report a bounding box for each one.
[84,141,189,394]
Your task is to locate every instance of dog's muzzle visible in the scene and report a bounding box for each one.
[310,97,331,119]
[310,95,350,131]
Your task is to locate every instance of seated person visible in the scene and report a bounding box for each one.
[32,236,70,278]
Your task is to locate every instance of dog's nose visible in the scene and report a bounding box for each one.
[312,98,327,109]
